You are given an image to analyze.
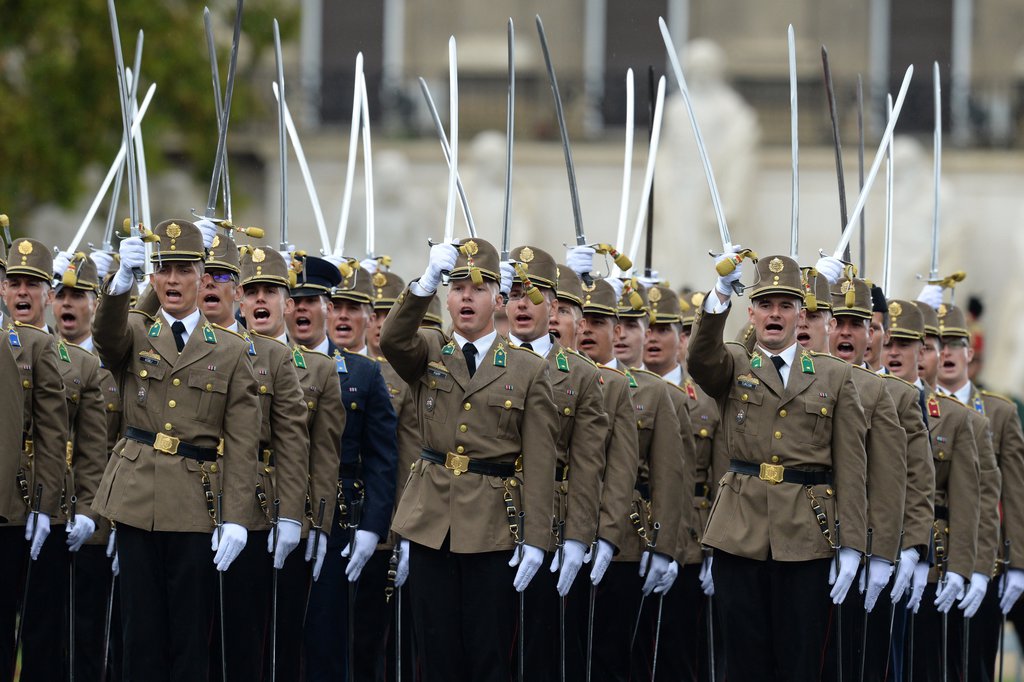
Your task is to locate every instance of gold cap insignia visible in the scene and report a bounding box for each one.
[840,280,852,294]
[252,248,266,263]
[888,301,903,318]
[17,241,32,255]
[648,287,662,302]
[938,303,948,318]
[462,240,479,256]
[211,235,220,248]
[520,246,535,263]
[166,223,182,239]
[372,272,387,288]
[768,257,784,273]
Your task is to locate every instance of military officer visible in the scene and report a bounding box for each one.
[92,220,258,681]
[794,267,835,354]
[864,285,890,373]
[689,251,868,681]
[380,237,558,682]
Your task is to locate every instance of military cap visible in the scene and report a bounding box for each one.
[913,301,940,337]
[331,264,373,305]
[150,219,205,263]
[240,246,290,289]
[937,304,969,339]
[6,239,52,281]
[423,295,444,329]
[510,245,557,290]
[678,289,705,328]
[749,255,803,300]
[289,253,342,298]
[648,285,682,324]
[800,268,833,313]
[555,264,583,307]
[371,270,406,311]
[451,237,499,283]
[56,252,99,292]
[617,279,649,319]
[831,277,872,319]
[887,299,924,340]
[581,279,619,317]
[204,233,240,275]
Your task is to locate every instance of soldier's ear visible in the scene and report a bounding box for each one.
[284,297,295,316]
[966,345,975,363]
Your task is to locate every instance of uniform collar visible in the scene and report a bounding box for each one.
[660,364,683,386]
[275,332,288,345]
[77,336,95,353]
[452,329,497,358]
[508,332,553,358]
[937,380,973,404]
[160,307,201,337]
[311,336,330,355]
[603,357,619,371]
[349,345,368,357]
[757,342,797,368]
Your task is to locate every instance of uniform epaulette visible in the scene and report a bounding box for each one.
[631,367,663,380]
[375,355,392,364]
[882,373,917,389]
[598,364,626,377]
[981,389,1016,406]
[724,340,750,355]
[565,347,597,367]
[298,346,332,360]
[662,379,688,394]
[249,330,288,348]
[852,363,884,377]
[509,344,542,358]
[808,350,844,364]
[128,308,156,323]
[211,323,244,341]
[12,320,46,333]
[936,393,961,403]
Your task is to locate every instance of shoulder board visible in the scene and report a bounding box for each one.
[852,363,884,378]
[981,390,1016,406]
[808,351,844,364]
[724,340,751,355]
[566,347,598,367]
[631,368,662,380]
[249,330,289,348]
[211,324,244,341]
[375,355,391,364]
[936,393,961,404]
[13,320,47,333]
[509,344,542,358]
[882,373,916,389]
[299,347,332,361]
[128,309,156,323]
[599,364,626,377]
[663,380,687,394]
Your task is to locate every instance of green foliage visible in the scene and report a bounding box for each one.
[0,0,297,218]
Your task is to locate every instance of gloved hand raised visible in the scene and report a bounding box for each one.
[90,251,115,280]
[550,539,587,597]
[916,284,943,309]
[267,518,302,569]
[565,246,595,279]
[110,237,146,295]
[814,255,845,285]
[828,547,861,604]
[510,544,545,592]
[211,523,248,572]
[499,260,515,298]
[714,245,745,299]
[412,243,459,296]
[195,218,219,250]
[360,258,379,275]
[52,250,73,280]
[342,529,380,582]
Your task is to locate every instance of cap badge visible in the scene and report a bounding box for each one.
[211,235,220,248]
[462,240,479,256]
[768,257,784,273]
[166,223,182,239]
[520,247,535,263]
[840,280,852,294]
[252,248,266,263]
[888,301,902,318]
[372,272,387,288]
[648,287,662,303]
[938,303,948,318]
[17,241,32,255]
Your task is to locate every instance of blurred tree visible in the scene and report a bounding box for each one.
[0,0,298,219]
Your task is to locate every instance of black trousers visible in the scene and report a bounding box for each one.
[633,562,712,682]
[521,551,560,682]
[21,522,69,682]
[384,582,417,682]
[908,582,965,681]
[116,524,214,682]
[967,579,1002,682]
[270,545,310,682]
[590,561,642,682]
[211,529,270,682]
[304,529,355,681]
[76,543,122,682]
[352,548,408,682]
[407,537,516,682]
[821,579,899,682]
[713,550,831,682]
[0,525,30,682]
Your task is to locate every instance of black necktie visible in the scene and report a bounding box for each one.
[770,354,786,381]
[520,342,533,351]
[172,321,187,353]
[463,343,478,378]
[918,387,930,429]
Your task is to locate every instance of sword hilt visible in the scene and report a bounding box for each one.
[270,498,281,552]
[712,248,757,277]
[0,214,11,249]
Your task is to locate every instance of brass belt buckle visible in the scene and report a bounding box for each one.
[445,452,470,476]
[759,462,784,484]
[154,433,180,455]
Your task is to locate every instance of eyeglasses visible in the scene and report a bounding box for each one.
[210,273,236,284]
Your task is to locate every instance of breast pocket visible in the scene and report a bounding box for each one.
[488,394,525,440]
[726,387,763,436]
[553,393,578,450]
[803,398,834,446]
[130,363,166,408]
[421,372,454,424]
[189,370,229,424]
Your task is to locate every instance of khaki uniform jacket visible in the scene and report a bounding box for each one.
[547,344,608,551]
[91,292,260,531]
[88,361,122,546]
[689,306,869,560]
[8,320,68,521]
[980,390,1024,568]
[247,332,310,529]
[850,366,907,563]
[927,393,981,580]
[882,375,934,553]
[379,357,412,550]
[59,341,108,529]
[965,406,1000,576]
[381,288,558,553]
[660,377,702,565]
[596,366,640,554]
[0,332,26,522]
[682,374,724,541]
[291,347,344,536]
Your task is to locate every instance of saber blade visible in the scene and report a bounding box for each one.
[273,19,288,249]
[335,52,364,255]
[418,78,476,237]
[626,76,667,269]
[206,0,244,217]
[501,18,514,260]
[359,72,375,259]
[789,24,799,260]
[822,45,849,261]
[931,61,942,280]
[613,68,635,277]
[443,36,459,245]
[882,94,894,296]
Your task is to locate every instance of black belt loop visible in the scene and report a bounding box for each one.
[728,459,833,486]
[634,482,651,500]
[420,448,516,478]
[934,504,949,521]
[125,427,219,463]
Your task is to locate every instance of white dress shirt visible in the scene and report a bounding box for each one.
[508,333,553,359]
[160,308,202,347]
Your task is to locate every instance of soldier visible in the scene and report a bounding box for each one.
[688,251,868,681]
[794,268,835,354]
[933,303,1024,680]
[288,254,397,681]
[380,238,557,682]
[864,285,890,373]
[504,246,608,680]
[92,220,258,681]
[0,238,72,681]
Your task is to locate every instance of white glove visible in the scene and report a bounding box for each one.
[499,260,515,297]
[916,284,943,309]
[814,256,845,285]
[828,547,861,604]
[550,539,587,597]
[655,560,679,595]
[566,246,595,279]
[53,250,73,279]
[958,572,989,618]
[195,218,219,250]
[395,539,411,588]
[304,529,328,581]
[1000,568,1024,614]
[323,253,346,268]
[699,555,715,596]
[268,518,301,569]
[24,513,50,561]
[637,273,660,289]
[858,556,894,612]
[66,515,96,552]
[714,245,744,298]
[413,243,459,296]
[359,258,379,275]
[211,523,248,572]
[639,552,672,596]
[110,236,146,295]
[589,539,614,585]
[606,277,625,302]
[90,251,115,280]
[891,548,920,603]
[906,561,930,613]
[509,544,545,592]
[934,572,967,613]
[106,528,119,576]
[342,529,380,582]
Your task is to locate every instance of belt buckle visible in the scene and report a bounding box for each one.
[445,452,470,476]
[154,433,180,455]
[759,462,784,484]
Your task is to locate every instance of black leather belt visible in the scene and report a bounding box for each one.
[125,427,218,463]
[339,462,361,480]
[555,464,568,481]
[420,448,516,478]
[935,505,949,521]
[695,482,711,498]
[635,482,651,500]
[729,459,832,486]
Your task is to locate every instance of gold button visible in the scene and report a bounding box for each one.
[168,400,176,408]
[307,401,315,409]
[826,488,834,496]
[264,466,272,474]
[771,455,780,463]
[107,403,115,410]
[938,451,945,460]
[172,378,181,386]
[699,428,709,438]
[508,478,517,487]
[210,463,219,473]
[456,446,465,454]
[350,402,358,410]
[206,383,213,392]
[259,385,268,394]
[563,407,571,416]
[459,424,468,433]
[779,409,787,418]
[410,461,417,471]
[774,431,782,440]
[139,370,148,378]
[164,423,173,431]
[504,400,512,409]
[22,380,29,388]
[741,393,748,401]
[701,500,709,509]
[463,402,472,411]
[430,380,437,388]
[820,407,828,415]
[637,420,642,427]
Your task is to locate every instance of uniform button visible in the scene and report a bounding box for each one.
[139,370,148,378]
[820,407,828,415]
[637,420,642,427]
[771,455,780,463]
[168,400,176,408]
[107,403,115,410]
[779,409,787,417]
[463,402,472,411]
[774,431,782,440]
[259,385,268,394]
[700,501,709,509]
[350,402,358,410]
[456,446,465,454]
[938,451,945,460]
[22,380,29,388]
[264,466,272,474]
[172,378,181,386]
[307,401,315,409]
[563,407,571,416]
[741,393,748,401]
[504,400,512,409]
[206,383,213,392]
[430,380,437,388]
[164,423,173,431]
[699,428,709,438]
[508,479,517,487]
[459,424,468,433]
[210,463,219,473]
[410,461,417,471]
[826,488,834,496]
